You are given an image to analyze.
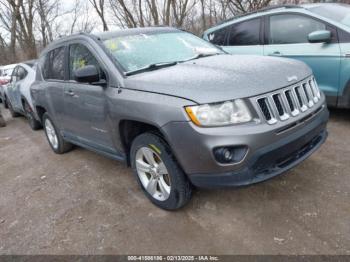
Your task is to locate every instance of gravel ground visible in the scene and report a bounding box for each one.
[0,104,349,255]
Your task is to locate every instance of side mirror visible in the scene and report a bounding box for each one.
[74,65,100,84]
[308,30,331,43]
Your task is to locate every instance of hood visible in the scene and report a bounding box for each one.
[124,54,312,104]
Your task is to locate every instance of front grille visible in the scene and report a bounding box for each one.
[256,76,321,124]
[257,98,272,121]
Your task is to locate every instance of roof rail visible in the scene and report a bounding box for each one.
[57,31,91,39]
[216,4,303,26]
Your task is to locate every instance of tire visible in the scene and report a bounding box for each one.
[4,96,9,109]
[7,99,20,118]
[24,101,42,130]
[130,132,192,210]
[43,112,73,154]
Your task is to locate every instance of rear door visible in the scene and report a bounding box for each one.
[12,66,28,110]
[223,18,264,55]
[6,67,17,105]
[41,46,67,128]
[63,42,113,152]
[264,13,341,101]
[207,18,263,55]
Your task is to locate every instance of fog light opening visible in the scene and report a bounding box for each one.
[214,146,247,164]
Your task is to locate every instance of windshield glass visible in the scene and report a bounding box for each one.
[309,4,350,27]
[103,32,222,73]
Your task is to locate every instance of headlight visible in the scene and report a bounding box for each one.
[185,99,253,127]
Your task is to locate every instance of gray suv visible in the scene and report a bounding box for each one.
[31,27,329,210]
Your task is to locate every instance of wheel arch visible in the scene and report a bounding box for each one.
[35,105,47,123]
[20,96,29,111]
[337,79,350,109]
[119,120,167,166]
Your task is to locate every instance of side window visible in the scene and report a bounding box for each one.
[50,47,65,80]
[227,18,261,46]
[41,53,51,80]
[11,67,18,83]
[208,27,229,46]
[17,67,27,80]
[269,14,326,44]
[339,29,350,43]
[41,47,65,81]
[69,44,104,81]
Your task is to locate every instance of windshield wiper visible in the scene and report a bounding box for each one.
[125,61,178,76]
[181,52,221,62]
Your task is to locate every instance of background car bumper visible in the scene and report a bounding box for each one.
[162,104,329,188]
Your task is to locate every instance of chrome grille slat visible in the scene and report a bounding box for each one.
[295,86,308,112]
[256,76,321,125]
[310,78,320,102]
[266,96,279,124]
[285,90,300,116]
[280,92,292,115]
[303,83,314,107]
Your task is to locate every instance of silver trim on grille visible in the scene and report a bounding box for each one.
[256,76,321,125]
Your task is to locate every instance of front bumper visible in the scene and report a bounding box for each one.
[161,103,329,188]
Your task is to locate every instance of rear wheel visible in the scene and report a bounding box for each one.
[4,96,8,109]
[24,101,42,130]
[130,132,192,210]
[43,113,72,154]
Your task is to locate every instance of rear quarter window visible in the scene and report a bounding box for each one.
[41,47,65,81]
[208,27,229,46]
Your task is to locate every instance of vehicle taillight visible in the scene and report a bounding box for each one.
[0,79,9,85]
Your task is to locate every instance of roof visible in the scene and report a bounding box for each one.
[301,3,349,9]
[41,27,180,54]
[216,4,304,26]
[1,64,17,70]
[94,27,179,40]
[206,3,350,32]
[22,60,36,67]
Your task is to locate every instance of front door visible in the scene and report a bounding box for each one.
[63,43,113,152]
[264,13,341,101]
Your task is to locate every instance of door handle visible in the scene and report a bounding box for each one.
[345,53,350,58]
[64,90,75,96]
[268,51,282,56]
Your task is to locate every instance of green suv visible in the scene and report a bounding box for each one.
[203,4,350,108]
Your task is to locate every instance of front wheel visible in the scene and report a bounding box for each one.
[130,132,192,210]
[43,113,72,154]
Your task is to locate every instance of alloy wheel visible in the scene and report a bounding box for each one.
[45,118,58,149]
[135,147,171,201]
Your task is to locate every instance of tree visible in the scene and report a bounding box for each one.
[35,0,60,47]
[89,0,109,31]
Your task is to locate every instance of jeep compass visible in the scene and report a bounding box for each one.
[30,27,329,210]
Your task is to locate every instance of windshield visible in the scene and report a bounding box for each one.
[309,4,350,27]
[103,32,223,73]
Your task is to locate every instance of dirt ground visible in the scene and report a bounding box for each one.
[0,104,349,255]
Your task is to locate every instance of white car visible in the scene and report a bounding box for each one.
[0,63,17,105]
[6,61,42,130]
